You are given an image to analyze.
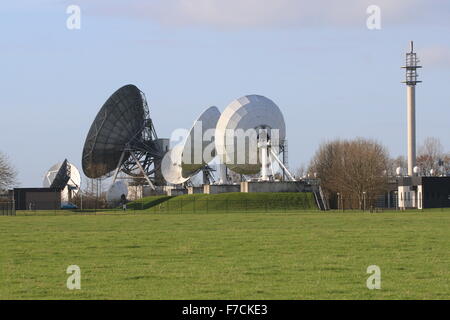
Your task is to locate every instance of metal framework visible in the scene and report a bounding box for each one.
[402,41,422,85]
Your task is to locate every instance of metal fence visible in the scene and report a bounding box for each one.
[331,195,450,211]
[10,197,450,216]
[15,198,317,216]
[0,201,15,216]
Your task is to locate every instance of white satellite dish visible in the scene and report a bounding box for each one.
[162,106,221,185]
[215,95,294,181]
[106,180,128,205]
[43,160,81,204]
[181,106,221,178]
[413,166,420,175]
[396,167,403,176]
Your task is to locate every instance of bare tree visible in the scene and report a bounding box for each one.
[309,138,390,209]
[295,164,307,179]
[388,155,407,176]
[0,151,17,191]
[442,153,450,175]
[417,137,444,175]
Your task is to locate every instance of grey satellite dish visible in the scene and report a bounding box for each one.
[215,95,293,180]
[162,106,221,185]
[106,180,128,205]
[82,85,168,189]
[43,159,81,204]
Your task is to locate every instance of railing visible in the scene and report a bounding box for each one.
[10,197,450,216]
[0,201,15,216]
[14,198,318,216]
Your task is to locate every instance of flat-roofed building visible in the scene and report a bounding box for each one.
[12,188,61,210]
[397,177,450,209]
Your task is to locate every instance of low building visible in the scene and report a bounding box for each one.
[12,188,61,210]
[398,177,450,209]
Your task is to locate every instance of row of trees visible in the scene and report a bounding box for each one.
[416,137,450,175]
[301,137,449,210]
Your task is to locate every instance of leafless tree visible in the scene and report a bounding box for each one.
[388,155,407,176]
[417,137,444,175]
[0,151,17,191]
[441,153,450,175]
[295,164,307,179]
[308,138,390,209]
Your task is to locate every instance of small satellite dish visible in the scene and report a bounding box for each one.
[396,167,403,176]
[106,180,128,205]
[162,106,221,185]
[413,166,420,174]
[215,95,291,180]
[430,169,435,176]
[82,85,167,189]
[43,160,81,204]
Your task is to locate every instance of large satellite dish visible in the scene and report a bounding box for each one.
[82,85,167,189]
[162,106,221,185]
[43,159,81,204]
[215,95,294,181]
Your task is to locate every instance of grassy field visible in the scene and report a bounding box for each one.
[1,209,449,299]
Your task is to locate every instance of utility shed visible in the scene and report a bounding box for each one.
[397,177,450,209]
[13,188,61,210]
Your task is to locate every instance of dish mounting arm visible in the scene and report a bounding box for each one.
[130,151,156,190]
[112,151,126,184]
[270,149,296,181]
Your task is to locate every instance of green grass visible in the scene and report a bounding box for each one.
[1,209,450,299]
[128,192,318,213]
[127,195,173,210]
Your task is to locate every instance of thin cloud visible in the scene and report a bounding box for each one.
[76,0,448,29]
[421,46,450,69]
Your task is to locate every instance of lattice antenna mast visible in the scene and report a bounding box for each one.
[402,41,422,86]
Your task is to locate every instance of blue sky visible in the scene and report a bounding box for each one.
[1,0,449,187]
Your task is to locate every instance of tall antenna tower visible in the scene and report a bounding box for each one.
[401,41,422,176]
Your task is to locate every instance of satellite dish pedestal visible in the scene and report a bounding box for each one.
[202,166,216,185]
[257,130,296,182]
[257,129,271,181]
